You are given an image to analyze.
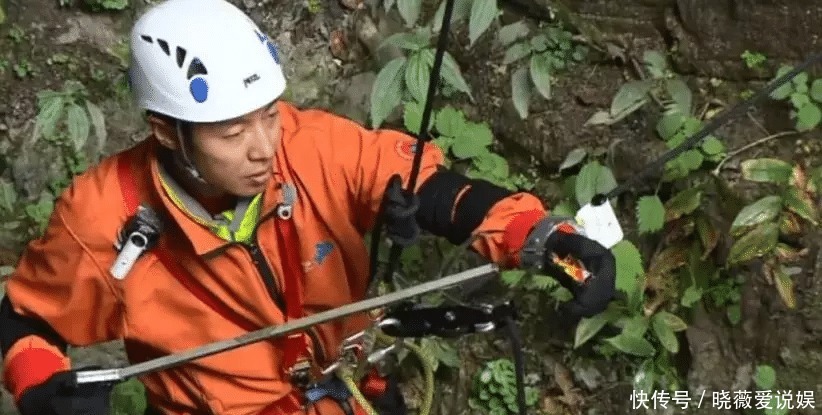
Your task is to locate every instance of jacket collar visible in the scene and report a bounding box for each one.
[146,100,300,256]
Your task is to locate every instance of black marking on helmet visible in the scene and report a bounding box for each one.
[157,39,170,56]
[176,47,187,68]
[140,35,153,43]
[186,58,208,80]
[243,73,260,87]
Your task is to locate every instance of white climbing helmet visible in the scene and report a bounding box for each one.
[128,0,287,123]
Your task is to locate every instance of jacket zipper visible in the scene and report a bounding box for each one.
[241,211,328,365]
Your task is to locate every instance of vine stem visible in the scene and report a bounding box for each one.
[711,131,797,175]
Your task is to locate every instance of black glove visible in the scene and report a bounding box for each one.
[520,217,616,321]
[17,367,113,415]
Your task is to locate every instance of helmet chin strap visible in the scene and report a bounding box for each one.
[174,120,208,185]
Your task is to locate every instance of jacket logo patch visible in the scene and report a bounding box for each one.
[395,140,418,161]
[314,241,333,264]
[303,241,334,273]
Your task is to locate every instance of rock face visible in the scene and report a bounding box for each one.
[555,0,822,79]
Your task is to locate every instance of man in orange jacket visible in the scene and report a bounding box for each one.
[0,0,615,414]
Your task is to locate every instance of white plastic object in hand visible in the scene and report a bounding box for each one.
[575,198,623,249]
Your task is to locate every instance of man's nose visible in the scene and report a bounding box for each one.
[247,120,275,160]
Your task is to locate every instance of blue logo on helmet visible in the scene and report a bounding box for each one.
[255,30,280,64]
[186,57,209,103]
[189,77,209,103]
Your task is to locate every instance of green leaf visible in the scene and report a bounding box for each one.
[783,187,818,225]
[488,153,509,178]
[404,52,431,103]
[501,270,526,287]
[468,0,497,46]
[681,286,703,307]
[529,53,552,100]
[605,333,656,357]
[66,102,90,152]
[754,365,776,389]
[511,66,531,119]
[378,32,429,51]
[611,80,653,116]
[558,148,587,172]
[730,195,783,234]
[503,42,531,65]
[430,0,471,32]
[403,100,425,134]
[727,222,779,265]
[528,274,557,291]
[664,188,702,221]
[726,304,743,324]
[529,34,548,52]
[656,111,686,140]
[637,195,665,235]
[85,101,107,150]
[633,359,656,394]
[795,103,821,131]
[643,51,667,77]
[584,110,615,126]
[679,149,704,171]
[0,179,16,213]
[773,265,796,309]
[441,52,472,98]
[435,106,465,137]
[397,0,422,27]
[370,57,406,128]
[574,311,615,349]
[740,158,793,184]
[432,136,454,153]
[812,165,822,192]
[652,314,679,353]
[810,79,822,103]
[551,200,577,218]
[666,78,692,114]
[621,315,649,338]
[700,136,725,155]
[497,20,530,46]
[655,311,688,332]
[769,65,795,100]
[451,137,485,159]
[460,121,494,147]
[790,92,810,109]
[793,72,809,88]
[611,240,644,296]
[574,161,617,206]
[35,94,67,139]
[471,151,495,172]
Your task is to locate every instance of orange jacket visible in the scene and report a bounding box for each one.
[2,101,547,414]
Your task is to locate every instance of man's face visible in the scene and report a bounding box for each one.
[184,101,281,197]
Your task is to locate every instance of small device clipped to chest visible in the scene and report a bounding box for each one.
[110,205,164,280]
[276,183,296,220]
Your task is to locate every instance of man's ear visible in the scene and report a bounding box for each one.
[147,114,179,150]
